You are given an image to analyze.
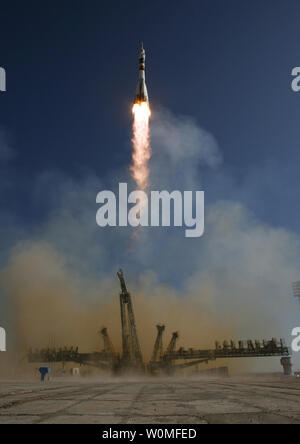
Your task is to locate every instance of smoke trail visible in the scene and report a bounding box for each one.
[130,102,151,190]
[1,108,300,373]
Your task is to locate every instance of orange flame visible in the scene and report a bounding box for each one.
[130,101,151,190]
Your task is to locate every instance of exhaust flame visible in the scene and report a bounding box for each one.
[131,101,151,190]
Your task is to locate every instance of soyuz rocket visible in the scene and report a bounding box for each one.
[134,43,149,104]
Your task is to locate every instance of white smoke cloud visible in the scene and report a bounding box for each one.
[150,108,222,189]
[0,108,299,371]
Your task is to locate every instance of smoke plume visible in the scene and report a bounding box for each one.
[0,108,299,372]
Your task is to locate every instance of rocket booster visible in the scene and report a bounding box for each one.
[134,43,149,104]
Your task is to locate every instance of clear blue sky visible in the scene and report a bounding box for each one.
[0,0,300,240]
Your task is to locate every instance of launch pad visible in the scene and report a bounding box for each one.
[1,375,300,424]
[28,269,292,376]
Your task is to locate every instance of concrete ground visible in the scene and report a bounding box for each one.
[0,375,299,424]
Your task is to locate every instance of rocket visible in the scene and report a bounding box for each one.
[134,43,149,104]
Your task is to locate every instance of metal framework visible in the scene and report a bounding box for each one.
[151,325,165,362]
[166,332,179,354]
[148,331,290,374]
[99,327,115,357]
[163,338,289,361]
[27,347,111,369]
[117,269,143,369]
[27,269,292,376]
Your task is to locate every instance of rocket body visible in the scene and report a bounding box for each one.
[134,44,149,103]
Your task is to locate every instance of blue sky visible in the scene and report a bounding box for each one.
[1,1,300,359]
[0,0,300,233]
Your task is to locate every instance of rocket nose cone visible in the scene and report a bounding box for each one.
[139,43,145,56]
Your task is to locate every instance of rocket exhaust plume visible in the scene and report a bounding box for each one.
[130,43,151,190]
[131,101,151,189]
